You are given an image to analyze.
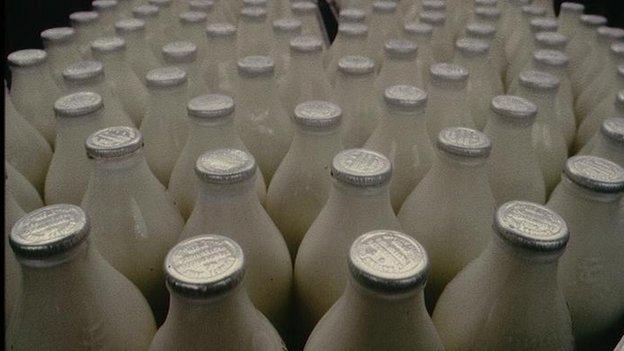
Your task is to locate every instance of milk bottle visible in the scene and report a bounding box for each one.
[203,23,239,96]
[271,18,303,82]
[419,11,454,63]
[4,181,24,327]
[558,2,585,39]
[6,163,43,213]
[402,22,434,87]
[377,39,422,94]
[580,117,624,168]
[175,11,209,60]
[115,18,161,83]
[40,27,81,86]
[291,1,325,43]
[131,4,162,56]
[237,7,272,57]
[162,41,207,98]
[464,22,504,92]
[92,0,119,35]
[326,23,369,85]
[569,15,607,95]
[70,11,101,58]
[368,1,400,63]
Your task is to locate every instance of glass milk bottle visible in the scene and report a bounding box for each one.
[7,49,60,145]
[271,18,303,82]
[188,0,214,15]
[4,89,52,193]
[472,7,506,81]
[402,22,434,87]
[209,0,235,23]
[335,56,379,148]
[148,235,286,351]
[115,18,160,83]
[569,15,607,95]
[290,1,325,43]
[179,149,292,330]
[338,8,366,24]
[426,63,473,139]
[131,4,162,55]
[6,162,43,213]
[40,27,81,86]
[61,60,135,127]
[399,127,495,309]
[365,85,433,212]
[279,35,332,115]
[7,204,156,350]
[419,11,454,63]
[464,23,504,93]
[558,2,584,39]
[295,148,401,333]
[140,68,190,185]
[237,7,271,57]
[203,23,239,96]
[432,200,574,351]
[147,0,176,49]
[92,0,118,34]
[305,230,443,351]
[377,39,422,95]
[505,5,546,63]
[484,95,545,205]
[368,1,399,64]
[81,126,184,323]
[267,101,343,257]
[5,179,24,327]
[168,95,267,219]
[235,55,292,182]
[534,31,569,52]
[162,41,207,98]
[516,70,568,194]
[453,38,497,130]
[326,23,369,85]
[581,117,624,168]
[176,11,208,59]
[70,11,101,57]
[549,156,624,349]
[90,36,148,126]
[45,92,109,205]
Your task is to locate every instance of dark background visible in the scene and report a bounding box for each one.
[3,0,624,77]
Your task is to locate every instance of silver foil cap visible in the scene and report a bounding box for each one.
[291,1,316,14]
[535,32,568,50]
[529,17,558,33]
[474,7,501,21]
[430,63,469,84]
[8,49,47,67]
[518,70,559,92]
[195,148,256,184]
[54,92,103,117]
[533,49,569,68]
[521,5,545,16]
[384,39,418,59]
[91,37,126,54]
[62,60,104,82]
[597,26,624,41]
[162,41,197,63]
[189,0,213,11]
[349,230,429,293]
[70,11,99,25]
[560,2,584,13]
[419,11,446,26]
[273,18,302,33]
[290,35,323,53]
[404,22,434,37]
[92,0,118,11]
[422,0,446,11]
[206,23,237,38]
[237,55,275,77]
[187,94,235,119]
[10,204,90,259]
[337,55,375,75]
[179,11,207,24]
[372,1,396,13]
[436,127,492,158]
[339,8,366,23]
[115,18,146,33]
[86,126,143,159]
[293,101,342,130]
[465,22,496,39]
[41,27,75,43]
[383,85,428,111]
[132,5,159,19]
[564,156,624,193]
[494,201,568,252]
[331,149,392,187]
[165,235,245,298]
[338,23,368,37]
[455,38,490,57]
[601,117,624,144]
[610,42,624,58]
[240,6,267,21]
[490,95,537,125]
[580,15,607,27]
[145,67,187,88]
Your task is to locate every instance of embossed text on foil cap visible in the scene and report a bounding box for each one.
[41,27,75,43]
[518,70,559,92]
[383,85,428,111]
[289,35,323,53]
[337,55,375,75]
[162,41,197,63]
[384,39,418,59]
[349,230,429,293]
[339,8,366,23]
[206,23,237,38]
[187,94,235,119]
[338,23,368,37]
[601,117,624,144]
[455,38,490,56]
[331,149,392,187]
[430,63,469,84]
[145,67,187,87]
[563,156,624,193]
[494,201,569,252]
[490,95,538,125]
[91,37,126,54]
[10,204,90,259]
[62,60,104,82]
[273,18,302,33]
[115,18,146,33]
[165,235,245,297]
[86,126,143,159]
[436,127,492,158]
[195,148,256,184]
[293,101,342,130]
[7,49,47,67]
[237,55,275,77]
[54,92,103,117]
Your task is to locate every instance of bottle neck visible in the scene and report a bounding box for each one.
[431,150,490,177]
[11,66,51,93]
[91,150,148,174]
[384,106,428,131]
[455,54,488,77]
[335,73,376,111]
[122,31,150,52]
[518,87,557,126]
[290,127,342,156]
[196,177,258,205]
[55,110,106,150]
[188,116,237,140]
[147,86,189,112]
[487,114,534,142]
[95,52,132,78]
[208,38,236,63]
[238,75,276,108]
[290,51,325,79]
